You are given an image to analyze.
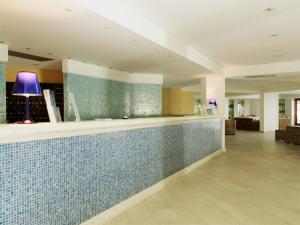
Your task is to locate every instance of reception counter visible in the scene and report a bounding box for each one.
[0,116,224,225]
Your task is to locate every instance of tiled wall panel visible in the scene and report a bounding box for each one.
[0,118,222,225]
[64,73,162,121]
[0,62,6,123]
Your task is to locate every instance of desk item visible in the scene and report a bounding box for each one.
[44,89,62,123]
[12,72,42,124]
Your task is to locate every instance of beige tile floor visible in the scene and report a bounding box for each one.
[100,131,300,225]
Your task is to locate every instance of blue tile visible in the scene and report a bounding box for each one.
[0,118,222,225]
[64,73,162,121]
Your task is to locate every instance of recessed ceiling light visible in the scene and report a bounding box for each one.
[270,34,279,38]
[264,8,274,12]
[65,8,72,12]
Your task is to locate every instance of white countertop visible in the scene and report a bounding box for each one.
[0,116,223,144]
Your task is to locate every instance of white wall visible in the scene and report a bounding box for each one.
[260,92,279,132]
[229,98,260,118]
[249,99,260,117]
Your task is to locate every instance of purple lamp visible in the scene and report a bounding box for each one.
[12,72,42,124]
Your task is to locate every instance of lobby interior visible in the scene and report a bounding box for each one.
[1,1,300,225]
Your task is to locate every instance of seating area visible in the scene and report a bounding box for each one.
[275,126,300,145]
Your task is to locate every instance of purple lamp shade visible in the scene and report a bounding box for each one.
[12,72,42,96]
[209,99,217,107]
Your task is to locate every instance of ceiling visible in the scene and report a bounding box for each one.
[226,72,300,95]
[0,0,209,86]
[2,0,300,91]
[119,0,300,66]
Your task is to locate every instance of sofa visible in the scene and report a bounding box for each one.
[275,126,300,145]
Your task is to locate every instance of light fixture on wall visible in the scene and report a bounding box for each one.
[12,72,42,124]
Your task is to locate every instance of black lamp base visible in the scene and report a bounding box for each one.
[18,96,35,124]
[17,119,35,124]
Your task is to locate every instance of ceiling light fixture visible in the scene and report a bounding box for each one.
[270,34,279,38]
[264,8,274,12]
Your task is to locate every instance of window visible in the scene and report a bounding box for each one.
[295,99,300,125]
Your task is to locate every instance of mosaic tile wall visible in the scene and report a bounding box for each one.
[0,61,6,123]
[0,118,222,225]
[64,73,162,121]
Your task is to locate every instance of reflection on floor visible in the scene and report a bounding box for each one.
[93,131,300,225]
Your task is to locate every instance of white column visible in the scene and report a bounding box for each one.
[0,43,8,62]
[200,75,226,149]
[200,75,225,115]
[260,92,279,132]
[0,43,8,123]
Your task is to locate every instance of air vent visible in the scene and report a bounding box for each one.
[8,50,52,61]
[245,74,278,79]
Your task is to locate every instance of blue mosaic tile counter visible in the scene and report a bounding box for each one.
[0,116,223,225]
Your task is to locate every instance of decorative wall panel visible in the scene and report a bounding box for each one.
[64,73,162,121]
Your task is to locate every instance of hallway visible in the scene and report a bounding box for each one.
[97,132,300,225]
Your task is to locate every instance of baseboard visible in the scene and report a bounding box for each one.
[82,148,226,225]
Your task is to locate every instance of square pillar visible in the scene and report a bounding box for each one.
[200,75,225,148]
[260,92,279,132]
[200,75,225,115]
[0,44,8,123]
